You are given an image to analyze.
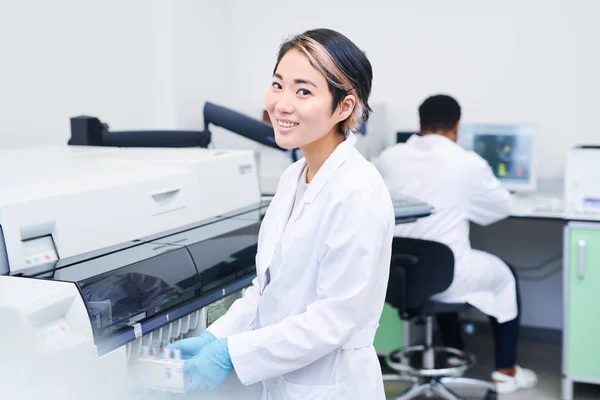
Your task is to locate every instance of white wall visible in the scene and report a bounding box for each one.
[216,0,600,180]
[0,0,230,149]
[169,0,292,194]
[2,0,599,180]
[171,0,232,129]
[168,1,286,191]
[0,0,175,148]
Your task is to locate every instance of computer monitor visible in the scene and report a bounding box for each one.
[397,131,417,143]
[458,123,537,192]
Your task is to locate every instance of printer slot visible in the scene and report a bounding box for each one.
[150,188,184,216]
[151,188,181,206]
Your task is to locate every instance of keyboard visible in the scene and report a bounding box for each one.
[511,196,564,217]
[393,196,434,222]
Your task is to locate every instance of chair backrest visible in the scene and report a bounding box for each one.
[386,237,455,319]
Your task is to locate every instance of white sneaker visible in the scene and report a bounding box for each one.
[491,365,538,394]
[446,356,466,377]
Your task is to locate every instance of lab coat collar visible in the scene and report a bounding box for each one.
[408,133,457,148]
[287,131,357,204]
[407,133,461,157]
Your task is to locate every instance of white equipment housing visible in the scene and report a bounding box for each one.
[0,146,260,275]
[564,146,600,214]
[0,145,266,399]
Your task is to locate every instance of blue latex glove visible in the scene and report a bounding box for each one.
[184,338,233,392]
[169,331,217,359]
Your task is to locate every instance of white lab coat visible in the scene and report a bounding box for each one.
[374,134,518,323]
[207,132,395,400]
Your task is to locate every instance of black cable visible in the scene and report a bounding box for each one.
[516,257,562,281]
[518,264,562,281]
[511,254,562,271]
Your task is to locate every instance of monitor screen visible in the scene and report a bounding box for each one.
[397,131,417,143]
[458,123,536,191]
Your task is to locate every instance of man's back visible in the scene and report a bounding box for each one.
[375,133,513,267]
[380,96,538,392]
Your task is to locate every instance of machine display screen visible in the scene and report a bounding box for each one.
[458,123,536,190]
[472,134,532,181]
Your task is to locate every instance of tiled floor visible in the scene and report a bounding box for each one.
[383,333,600,399]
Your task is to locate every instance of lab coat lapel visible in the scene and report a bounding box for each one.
[258,161,305,276]
[286,132,357,226]
[259,132,357,283]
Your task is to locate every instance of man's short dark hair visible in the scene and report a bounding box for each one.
[419,94,461,132]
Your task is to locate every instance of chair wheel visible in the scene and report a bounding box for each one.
[484,389,497,400]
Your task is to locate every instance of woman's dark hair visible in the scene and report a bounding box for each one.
[274,28,373,134]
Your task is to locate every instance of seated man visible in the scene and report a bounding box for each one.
[374,94,537,394]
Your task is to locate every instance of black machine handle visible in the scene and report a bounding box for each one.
[70,102,289,152]
[203,102,284,152]
[69,116,211,148]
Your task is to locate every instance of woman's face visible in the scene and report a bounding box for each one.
[265,49,349,150]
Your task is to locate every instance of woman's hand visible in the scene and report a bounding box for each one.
[184,338,233,391]
[168,330,217,358]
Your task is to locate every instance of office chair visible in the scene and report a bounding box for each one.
[385,237,497,400]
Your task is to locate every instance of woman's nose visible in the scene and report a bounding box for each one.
[274,91,295,114]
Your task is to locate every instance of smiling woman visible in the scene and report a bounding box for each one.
[172,28,394,400]
[265,29,373,181]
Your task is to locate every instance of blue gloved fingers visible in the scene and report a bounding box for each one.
[181,338,233,392]
[168,331,217,357]
[184,362,209,392]
[167,337,203,357]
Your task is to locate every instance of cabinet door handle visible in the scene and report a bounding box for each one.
[578,239,587,279]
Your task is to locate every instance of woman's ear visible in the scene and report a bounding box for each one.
[337,95,356,123]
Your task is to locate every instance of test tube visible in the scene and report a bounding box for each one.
[175,319,182,338]
[173,349,182,362]
[136,337,143,358]
[190,310,200,330]
[182,315,191,335]
[163,346,171,360]
[141,346,150,358]
[151,347,158,359]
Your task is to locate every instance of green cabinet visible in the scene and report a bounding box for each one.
[566,223,600,378]
[374,303,404,354]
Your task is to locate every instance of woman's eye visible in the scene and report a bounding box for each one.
[298,88,311,96]
[272,82,282,89]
